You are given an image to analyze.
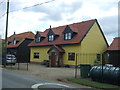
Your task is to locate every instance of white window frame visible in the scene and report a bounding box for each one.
[65,33,72,40]
[37,37,41,42]
[13,39,16,45]
[49,35,54,41]
[35,37,41,43]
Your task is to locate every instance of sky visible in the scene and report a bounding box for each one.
[0,0,119,45]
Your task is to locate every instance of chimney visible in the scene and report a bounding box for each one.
[14,31,16,35]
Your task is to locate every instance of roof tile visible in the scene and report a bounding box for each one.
[107,37,120,50]
[28,19,96,47]
[7,32,34,48]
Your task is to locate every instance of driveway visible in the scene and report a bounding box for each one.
[10,63,80,81]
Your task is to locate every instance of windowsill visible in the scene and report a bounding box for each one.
[68,60,75,61]
[34,58,39,59]
[48,41,54,42]
[64,39,72,41]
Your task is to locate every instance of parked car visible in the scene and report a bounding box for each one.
[2,54,16,65]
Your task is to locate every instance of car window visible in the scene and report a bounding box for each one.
[11,55,15,58]
[6,55,16,58]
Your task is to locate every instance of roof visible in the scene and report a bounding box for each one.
[28,19,105,47]
[107,37,120,50]
[7,32,34,48]
[47,45,65,53]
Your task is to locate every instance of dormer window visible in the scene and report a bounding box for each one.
[65,33,72,40]
[7,41,11,45]
[63,25,77,40]
[48,35,54,42]
[35,37,41,43]
[47,26,58,42]
[13,39,16,45]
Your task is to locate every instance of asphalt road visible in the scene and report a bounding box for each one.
[2,69,81,89]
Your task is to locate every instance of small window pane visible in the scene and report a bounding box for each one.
[38,37,41,41]
[96,54,100,61]
[65,33,72,40]
[13,40,16,45]
[68,53,75,61]
[34,52,39,59]
[65,33,67,40]
[49,35,54,41]
[35,37,41,43]
[68,33,71,39]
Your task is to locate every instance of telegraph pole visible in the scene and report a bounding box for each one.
[4,0,9,67]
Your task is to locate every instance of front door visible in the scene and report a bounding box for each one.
[48,45,65,67]
[50,52,57,67]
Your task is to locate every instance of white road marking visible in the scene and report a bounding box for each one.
[31,83,70,89]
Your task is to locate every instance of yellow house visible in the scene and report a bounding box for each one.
[28,19,108,67]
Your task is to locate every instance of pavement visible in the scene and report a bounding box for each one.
[4,63,93,89]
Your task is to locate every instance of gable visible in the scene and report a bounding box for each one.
[47,45,65,53]
[63,25,73,34]
[80,21,108,53]
[47,29,55,36]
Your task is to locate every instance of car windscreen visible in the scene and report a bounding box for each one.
[6,55,15,58]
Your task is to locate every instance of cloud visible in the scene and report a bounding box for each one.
[0,1,6,15]
[22,0,83,21]
[0,0,119,46]
[98,15,118,44]
[99,15,118,35]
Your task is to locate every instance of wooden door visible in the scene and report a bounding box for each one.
[50,52,57,67]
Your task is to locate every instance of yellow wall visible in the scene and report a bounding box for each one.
[80,22,107,54]
[62,44,81,65]
[30,22,108,65]
[30,47,50,62]
[79,22,108,65]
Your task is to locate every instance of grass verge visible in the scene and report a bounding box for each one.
[0,65,17,70]
[67,78,120,89]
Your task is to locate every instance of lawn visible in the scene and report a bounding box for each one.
[67,78,120,89]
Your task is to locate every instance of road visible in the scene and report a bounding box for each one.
[2,69,81,89]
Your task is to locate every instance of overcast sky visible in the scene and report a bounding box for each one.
[0,0,119,45]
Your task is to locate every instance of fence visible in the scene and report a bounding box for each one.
[74,53,106,78]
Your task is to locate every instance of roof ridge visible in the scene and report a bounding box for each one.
[114,37,120,39]
[44,19,96,31]
[16,31,32,35]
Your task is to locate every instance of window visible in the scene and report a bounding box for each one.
[16,41,19,44]
[35,37,41,43]
[68,53,75,61]
[48,35,54,41]
[65,33,72,40]
[96,54,101,61]
[7,41,11,45]
[13,39,16,45]
[34,52,39,59]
